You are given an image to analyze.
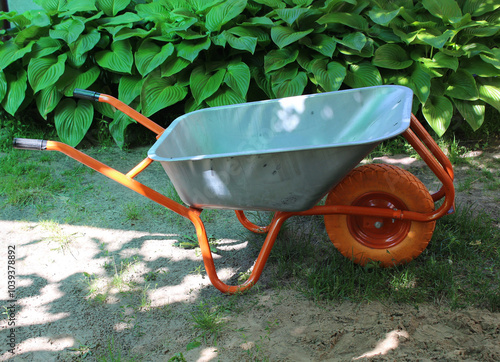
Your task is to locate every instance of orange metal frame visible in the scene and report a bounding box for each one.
[41,94,454,294]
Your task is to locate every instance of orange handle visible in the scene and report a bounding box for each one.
[73,88,165,136]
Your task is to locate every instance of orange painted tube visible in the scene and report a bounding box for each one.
[192,212,289,294]
[234,210,271,234]
[98,94,165,136]
[45,141,192,218]
[126,157,154,179]
[403,128,455,218]
[408,114,454,202]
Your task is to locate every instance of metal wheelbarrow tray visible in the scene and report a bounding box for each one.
[149,86,412,211]
[14,86,455,294]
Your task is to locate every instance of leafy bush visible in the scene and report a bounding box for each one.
[0,0,499,147]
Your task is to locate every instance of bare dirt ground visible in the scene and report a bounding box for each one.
[1,141,499,361]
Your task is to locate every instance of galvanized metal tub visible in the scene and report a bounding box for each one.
[148,85,413,211]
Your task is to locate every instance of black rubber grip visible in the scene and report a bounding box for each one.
[73,88,101,101]
[13,138,47,150]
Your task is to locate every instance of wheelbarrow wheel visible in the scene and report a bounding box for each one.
[324,164,435,267]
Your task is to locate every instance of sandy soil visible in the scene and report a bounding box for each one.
[0,142,499,361]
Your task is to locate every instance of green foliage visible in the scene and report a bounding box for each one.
[0,0,499,146]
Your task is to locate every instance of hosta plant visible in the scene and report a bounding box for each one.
[0,0,498,147]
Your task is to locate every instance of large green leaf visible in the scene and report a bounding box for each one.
[410,64,431,104]
[99,24,133,38]
[224,62,250,98]
[223,32,258,53]
[367,7,401,25]
[311,60,346,91]
[251,66,274,98]
[239,16,274,27]
[32,37,63,58]
[337,32,366,52]
[54,99,94,147]
[275,7,309,25]
[110,110,136,149]
[67,52,88,68]
[0,41,35,71]
[270,66,298,85]
[70,29,101,58]
[0,71,6,103]
[225,26,270,44]
[422,95,453,136]
[190,66,226,105]
[480,48,500,70]
[94,100,116,118]
[271,26,314,48]
[141,70,188,117]
[36,85,63,119]
[460,57,500,77]
[60,0,98,15]
[264,48,299,73]
[392,25,421,44]
[445,69,479,101]
[317,12,368,30]
[416,29,455,49]
[320,0,358,12]
[302,34,337,57]
[95,40,133,73]
[453,99,485,131]
[372,44,413,69]
[1,69,28,116]
[420,52,459,72]
[113,28,154,41]
[161,56,191,77]
[188,0,224,13]
[97,12,141,26]
[15,22,49,45]
[135,41,174,77]
[370,24,402,43]
[252,0,286,8]
[206,86,246,107]
[28,53,68,93]
[344,63,382,88]
[477,77,500,112]
[177,37,211,62]
[49,17,86,44]
[61,66,100,97]
[461,43,492,58]
[272,71,307,98]
[119,75,143,105]
[34,0,67,14]
[135,2,169,22]
[462,23,499,38]
[206,0,247,32]
[462,0,500,16]
[96,0,131,16]
[422,0,462,21]
[291,0,313,5]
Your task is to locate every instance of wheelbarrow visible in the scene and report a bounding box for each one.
[13,85,455,294]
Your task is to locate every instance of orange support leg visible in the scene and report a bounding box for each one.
[235,210,272,234]
[192,212,290,294]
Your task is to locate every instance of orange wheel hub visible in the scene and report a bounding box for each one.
[347,192,410,249]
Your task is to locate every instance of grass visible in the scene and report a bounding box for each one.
[2,128,499,314]
[2,112,499,360]
[269,203,499,311]
[97,336,136,362]
[40,219,77,255]
[190,301,226,344]
[123,202,143,221]
[0,151,66,206]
